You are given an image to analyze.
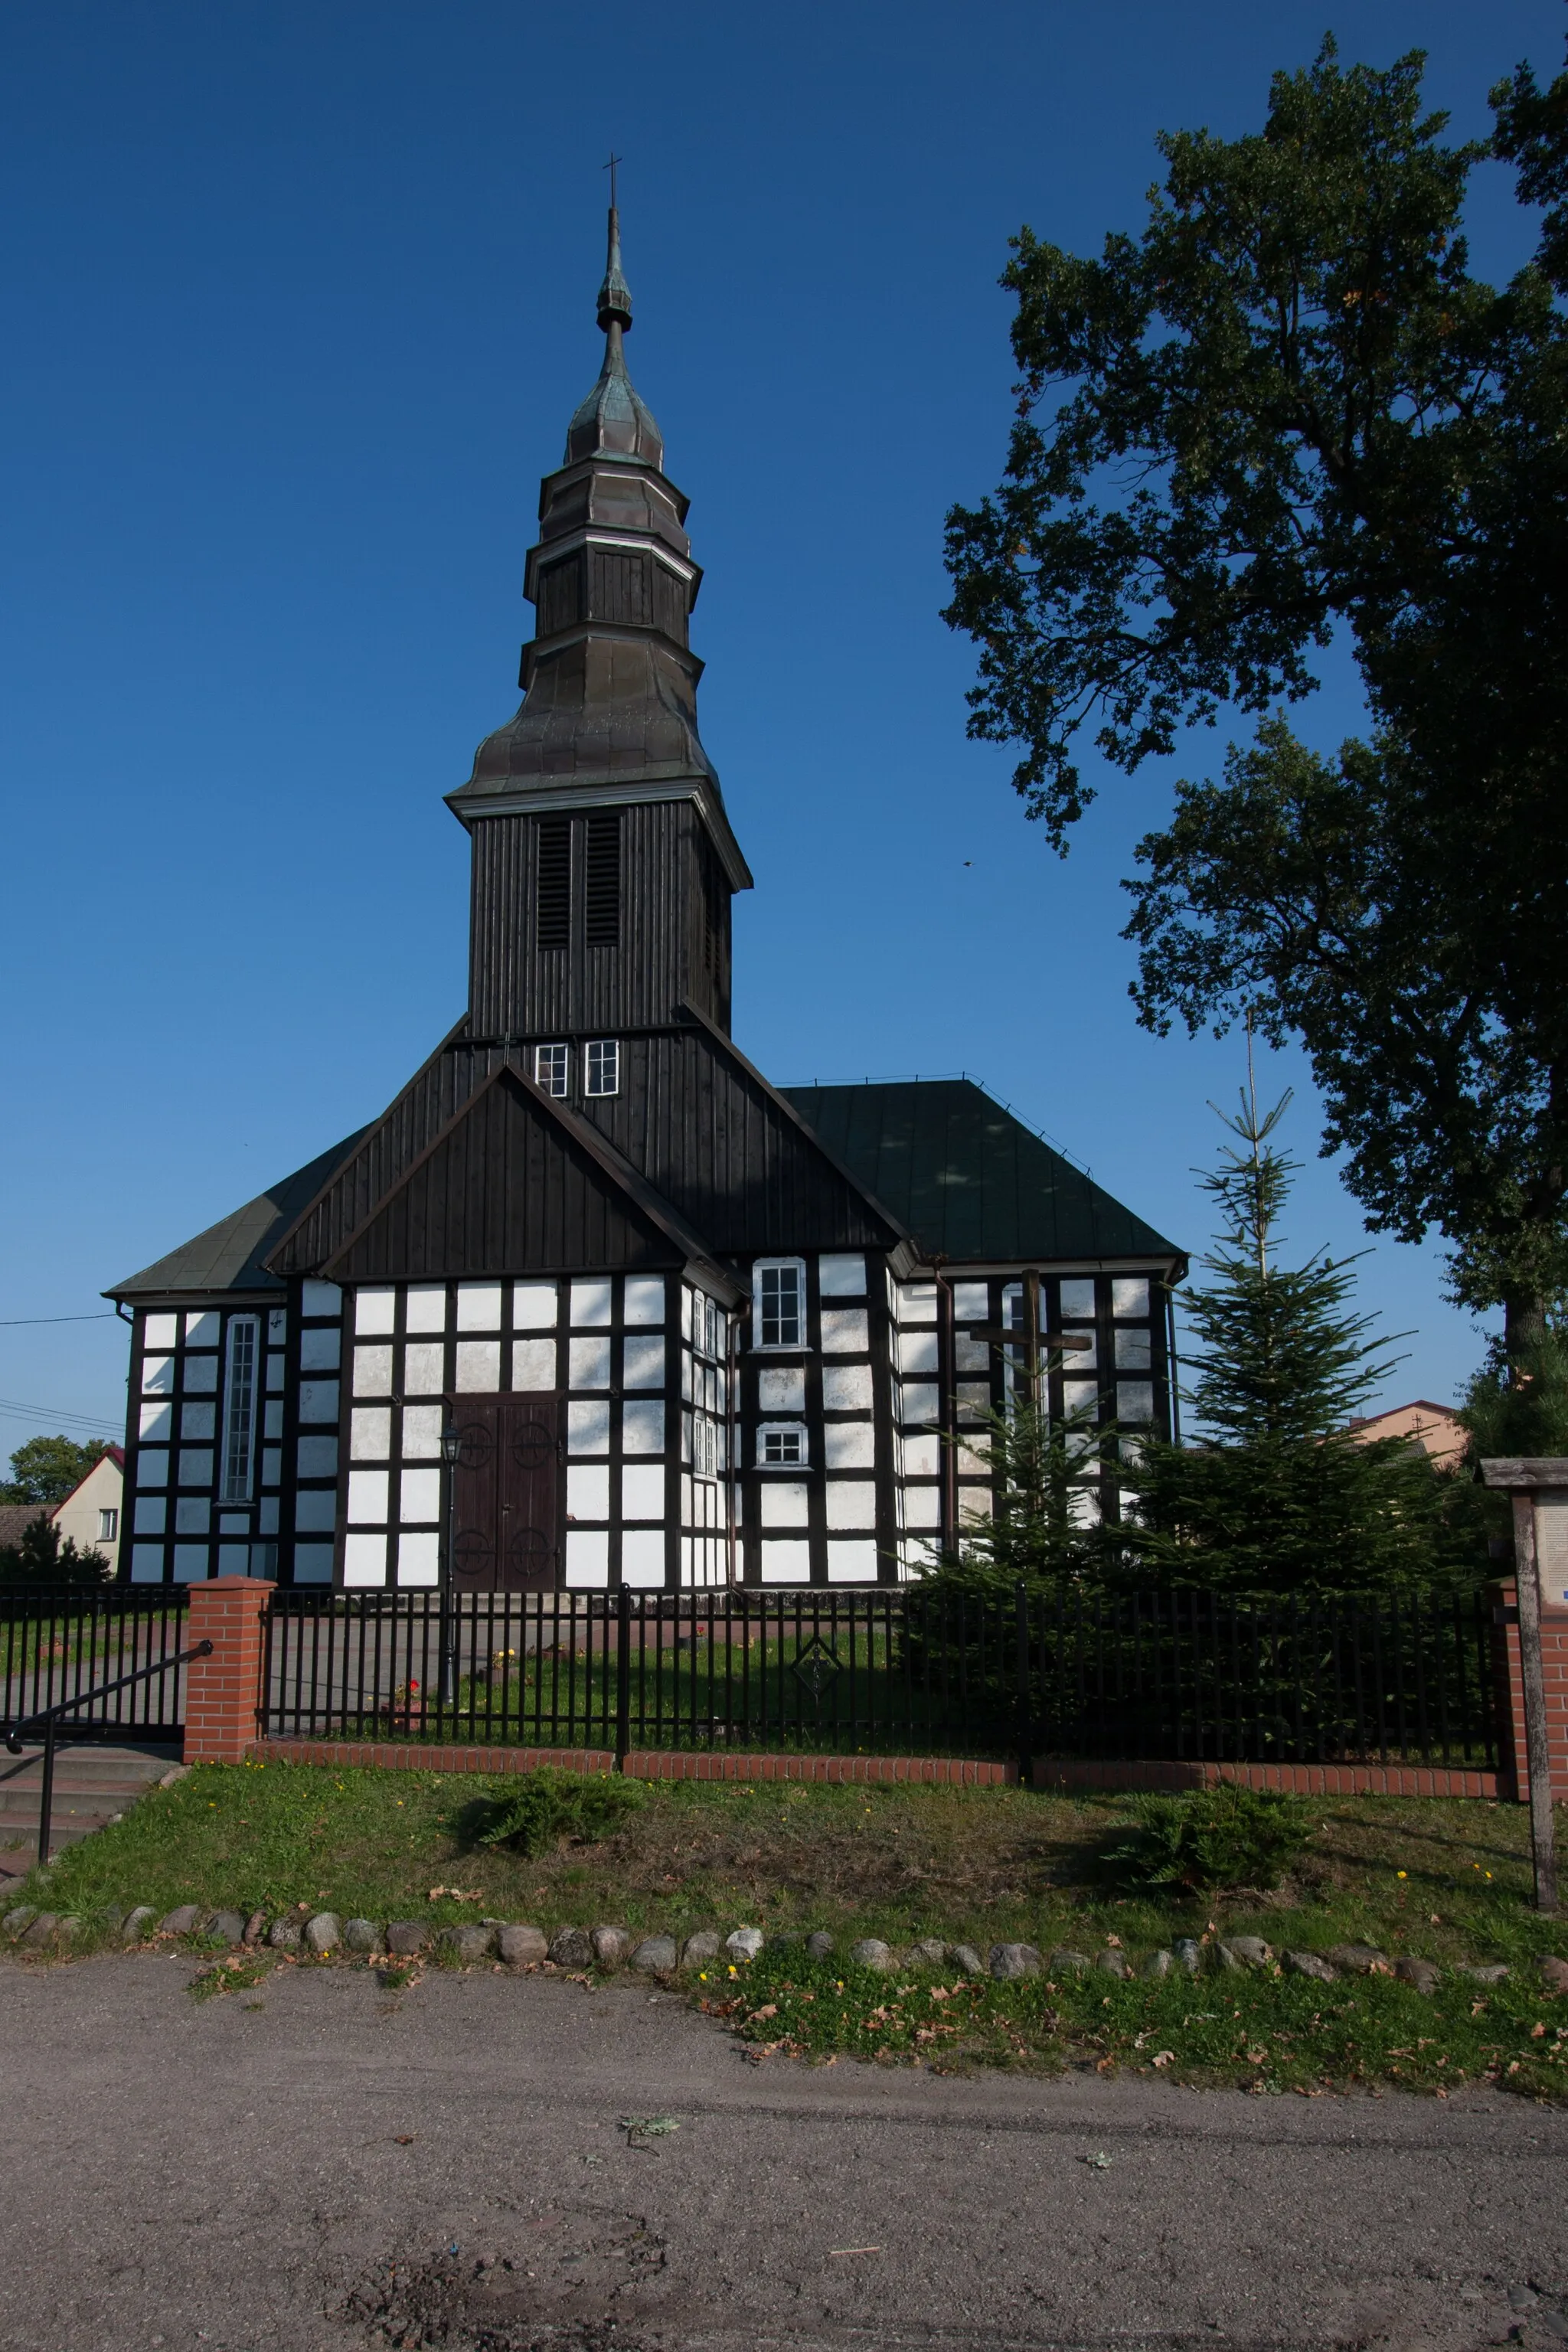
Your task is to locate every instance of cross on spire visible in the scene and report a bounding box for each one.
[603,152,622,210]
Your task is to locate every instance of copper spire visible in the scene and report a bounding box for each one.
[597,155,633,333]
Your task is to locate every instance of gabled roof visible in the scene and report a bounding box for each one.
[782,1079,1184,1269]
[105,1131,371,1302]
[48,1446,123,1517]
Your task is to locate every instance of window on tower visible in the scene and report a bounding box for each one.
[585,1040,619,1097]
[534,1044,570,1096]
[753,1259,805,1349]
[584,812,621,945]
[536,815,571,949]
[219,1315,260,1503]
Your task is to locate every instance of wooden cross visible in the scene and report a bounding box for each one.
[962,1267,1089,1409]
[603,152,622,207]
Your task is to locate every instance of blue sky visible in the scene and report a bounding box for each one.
[1,0,1560,1455]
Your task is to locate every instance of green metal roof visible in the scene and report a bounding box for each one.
[105,1129,371,1302]
[782,1079,1184,1269]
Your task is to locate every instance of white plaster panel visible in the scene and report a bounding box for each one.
[622,1464,665,1519]
[759,1366,805,1413]
[262,1448,282,1487]
[298,1436,338,1480]
[354,1346,394,1398]
[455,1338,501,1392]
[565,1530,609,1586]
[177,1449,214,1488]
[399,1467,441,1524]
[570,1279,612,1328]
[172,1545,210,1583]
[218,1514,248,1534]
[827,1539,878,1583]
[825,1481,876,1530]
[511,1338,557,1391]
[266,1353,286,1393]
[294,1544,335,1584]
[139,1402,173,1442]
[621,1528,666,1586]
[1112,1277,1151,1319]
[1060,1279,1096,1319]
[258,1498,279,1534]
[129,1545,165,1583]
[824,1421,875,1470]
[959,1487,995,1523]
[900,1383,939,1426]
[175,1498,210,1534]
[622,1334,665,1390]
[1115,1328,1152,1370]
[821,1308,869,1354]
[351,1407,391,1461]
[142,1355,175,1395]
[144,1314,178,1350]
[184,1312,220,1347]
[952,1282,988,1321]
[403,1343,446,1396]
[1118,1381,1155,1423]
[818,1253,866,1297]
[760,1481,808,1528]
[956,1383,990,1423]
[903,1486,942,1529]
[622,1401,665,1455]
[299,1380,340,1423]
[263,1400,284,1439]
[897,1284,937,1323]
[623,1276,665,1326]
[132,1498,166,1535]
[355,1289,397,1336]
[268,1310,286,1344]
[822,1363,874,1412]
[216,1544,250,1576]
[302,1281,342,1318]
[569,1336,612,1390]
[300,1325,341,1373]
[954,1333,990,1372]
[405,1285,447,1334]
[181,1401,215,1440]
[1062,1379,1099,1421]
[456,1283,503,1331]
[901,1433,941,1478]
[183,1355,218,1393]
[760,1540,811,1583]
[397,1531,439,1587]
[897,1328,939,1376]
[512,1280,558,1330]
[957,1436,991,1477]
[402,1405,444,1459]
[567,1400,611,1455]
[296,1488,337,1534]
[567,1465,610,1521]
[343,1531,387,1586]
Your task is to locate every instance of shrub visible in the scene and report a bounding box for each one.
[1106,1782,1311,1893]
[475,1767,646,1856]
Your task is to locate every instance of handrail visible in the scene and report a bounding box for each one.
[3,1639,212,1867]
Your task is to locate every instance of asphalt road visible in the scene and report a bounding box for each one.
[2,1954,1566,2352]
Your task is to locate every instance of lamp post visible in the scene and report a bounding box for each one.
[439,1421,463,1713]
[1481,1458,1568,1914]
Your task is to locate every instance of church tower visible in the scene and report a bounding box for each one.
[448,198,752,1047]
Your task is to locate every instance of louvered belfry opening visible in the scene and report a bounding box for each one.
[584,812,621,946]
[534,815,571,951]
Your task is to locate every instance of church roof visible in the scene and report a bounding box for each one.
[104,1129,371,1302]
[782,1079,1184,1270]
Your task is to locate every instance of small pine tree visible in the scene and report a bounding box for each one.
[1125,1070,1479,1591]
[0,1515,112,1589]
[913,1391,1112,1602]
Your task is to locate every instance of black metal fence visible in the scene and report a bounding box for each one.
[261,1582,1498,1770]
[0,1587,191,1741]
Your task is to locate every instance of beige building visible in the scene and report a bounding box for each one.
[47,1446,124,1572]
[1347,1400,1465,1468]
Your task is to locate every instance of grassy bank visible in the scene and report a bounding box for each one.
[9,1756,1563,1971]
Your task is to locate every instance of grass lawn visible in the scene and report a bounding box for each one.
[9,1759,1568,2093]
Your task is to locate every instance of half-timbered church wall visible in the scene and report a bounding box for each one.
[108,203,1187,1592]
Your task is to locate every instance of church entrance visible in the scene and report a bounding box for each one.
[446,1396,561,1591]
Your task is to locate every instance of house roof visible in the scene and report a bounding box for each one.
[0,1503,49,1547]
[104,1131,372,1302]
[781,1079,1184,1269]
[48,1446,124,1517]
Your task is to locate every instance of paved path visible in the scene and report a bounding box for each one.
[2,1955,1565,2352]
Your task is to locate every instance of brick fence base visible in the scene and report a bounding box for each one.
[246,1738,1018,1786]
[1034,1758,1500,1799]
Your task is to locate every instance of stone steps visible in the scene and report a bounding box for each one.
[0,1743,179,1869]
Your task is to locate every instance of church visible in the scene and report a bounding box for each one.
[107,204,1185,1594]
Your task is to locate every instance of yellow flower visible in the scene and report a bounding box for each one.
[1396,1870,1406,1880]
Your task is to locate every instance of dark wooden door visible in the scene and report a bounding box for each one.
[449,1396,560,1591]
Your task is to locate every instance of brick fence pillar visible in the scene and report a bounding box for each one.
[1491,1579,1568,1804]
[183,1579,274,1764]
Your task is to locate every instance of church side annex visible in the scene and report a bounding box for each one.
[106,201,1186,1593]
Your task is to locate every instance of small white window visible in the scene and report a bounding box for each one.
[754,1259,805,1349]
[692,1412,721,1481]
[98,1508,119,1543]
[219,1315,260,1504]
[584,1039,619,1096]
[759,1424,807,1468]
[534,1044,570,1097]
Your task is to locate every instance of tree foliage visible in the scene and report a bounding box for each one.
[943,34,1568,1338]
[0,1515,112,1589]
[913,1390,1113,1604]
[0,1434,114,1508]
